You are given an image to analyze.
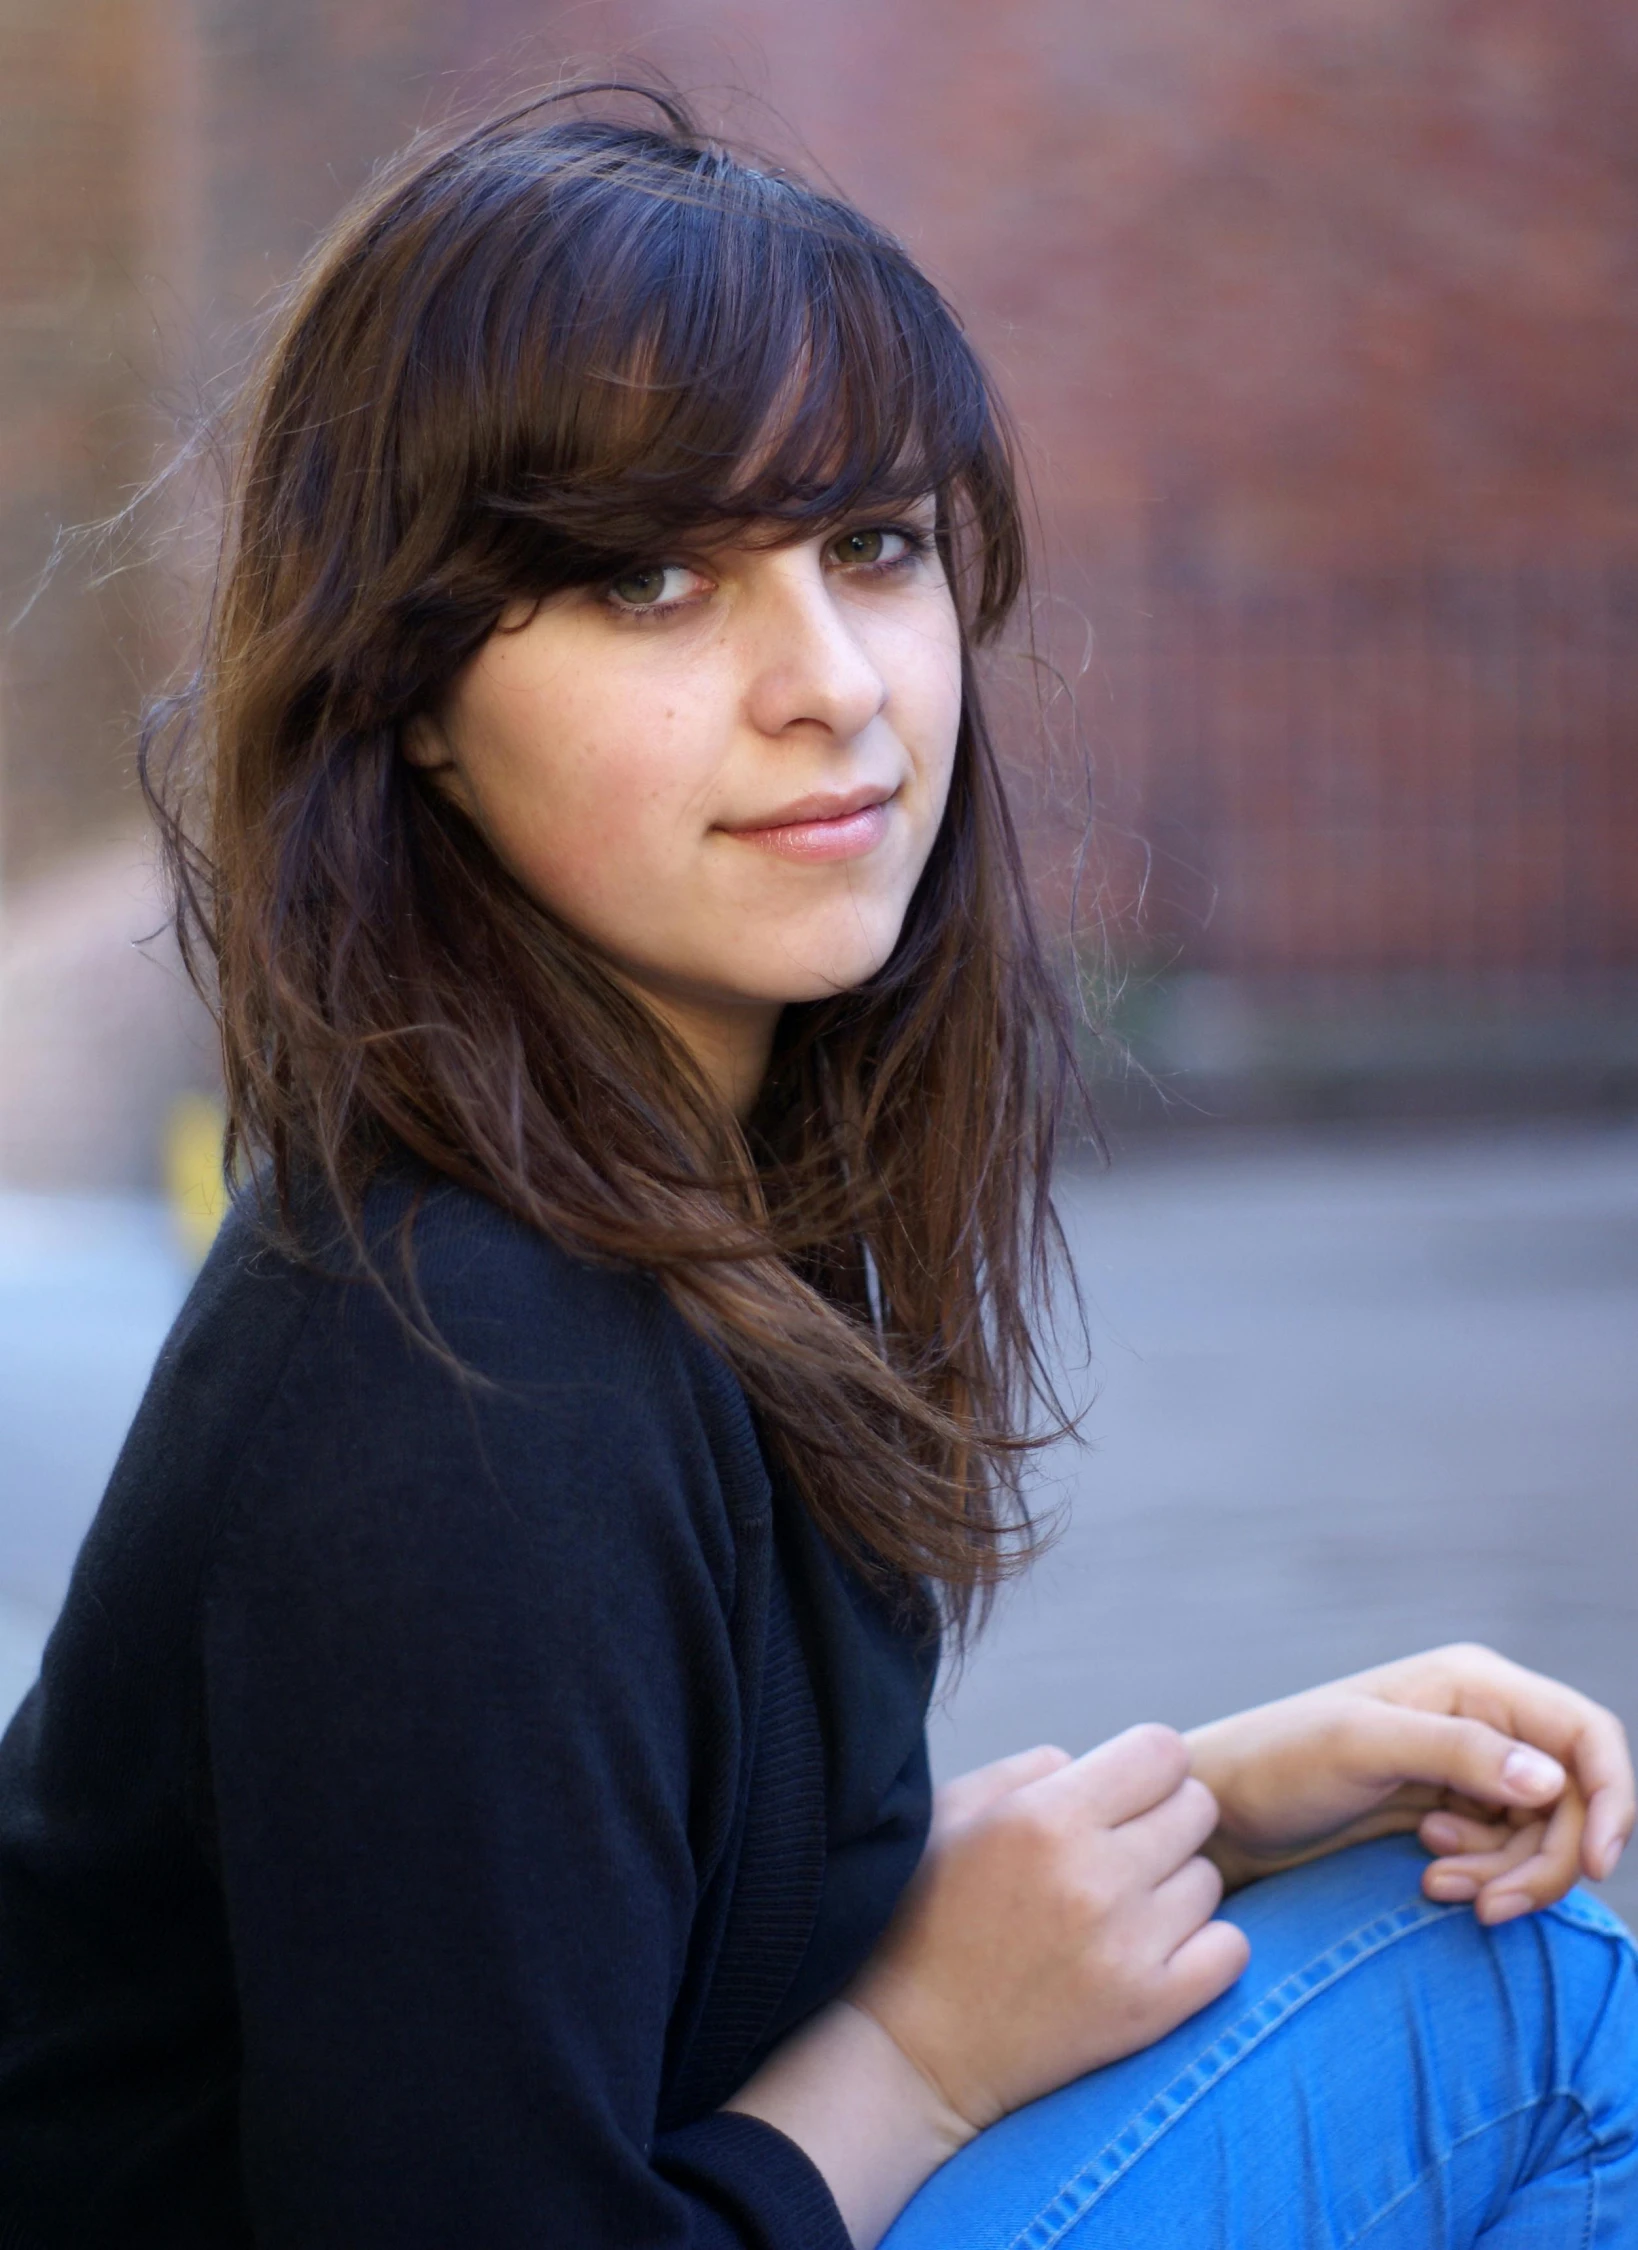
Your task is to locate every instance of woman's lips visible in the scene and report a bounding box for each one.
[723,794,893,863]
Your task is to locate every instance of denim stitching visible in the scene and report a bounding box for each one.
[1545,1889,1637,1949]
[993,1883,1635,2250]
[1341,2093,1583,2247]
[1588,2116,1600,2250]
[1539,1889,1637,2250]
[1002,1894,1456,2250]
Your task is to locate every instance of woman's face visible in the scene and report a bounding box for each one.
[415,497,963,1106]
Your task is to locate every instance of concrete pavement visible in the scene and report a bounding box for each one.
[929,1120,1638,1929]
[0,1192,191,1719]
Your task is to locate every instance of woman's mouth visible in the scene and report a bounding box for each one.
[721,787,896,864]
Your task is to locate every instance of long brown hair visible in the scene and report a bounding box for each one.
[144,84,1088,1637]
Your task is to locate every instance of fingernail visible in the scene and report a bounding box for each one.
[1602,1837,1624,1881]
[1422,1814,1464,1851]
[1425,1871,1479,1902]
[1502,1747,1564,1798]
[1480,1890,1531,1926]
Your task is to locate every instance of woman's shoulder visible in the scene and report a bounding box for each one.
[200,1160,661,1343]
[107,1160,771,1585]
[190,1160,722,1402]
[279,1162,717,1390]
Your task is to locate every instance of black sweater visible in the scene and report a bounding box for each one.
[0,1173,937,2247]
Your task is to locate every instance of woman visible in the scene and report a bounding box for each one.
[0,87,1633,2249]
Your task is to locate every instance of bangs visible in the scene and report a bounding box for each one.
[423,123,1018,617]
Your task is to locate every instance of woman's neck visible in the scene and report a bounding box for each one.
[615,974,782,1123]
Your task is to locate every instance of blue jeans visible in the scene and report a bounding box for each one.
[881,1836,1638,2247]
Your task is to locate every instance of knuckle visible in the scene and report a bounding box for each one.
[1073,1864,1120,1925]
[996,1796,1061,1857]
[1126,1720,1189,1776]
[1180,1775,1219,1824]
[1201,1921,1251,1982]
[1193,1854,1226,1914]
[1314,1703,1364,1760]
[1440,1640,1501,1673]
[1455,1715,1505,1764]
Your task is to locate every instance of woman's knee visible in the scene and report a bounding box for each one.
[1226,1838,1637,2107]
[882,1841,1638,2249]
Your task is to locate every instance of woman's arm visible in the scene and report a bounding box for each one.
[726,1734,1247,2248]
[198,1196,846,2250]
[723,1997,972,2250]
[1184,1643,1635,1920]
[729,1645,1634,2247]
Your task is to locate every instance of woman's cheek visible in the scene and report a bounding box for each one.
[522,803,661,933]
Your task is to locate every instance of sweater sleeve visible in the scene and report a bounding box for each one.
[198,1199,850,2250]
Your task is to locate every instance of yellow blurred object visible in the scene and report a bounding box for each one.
[164,1094,228,1264]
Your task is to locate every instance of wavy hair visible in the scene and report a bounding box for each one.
[143,84,1089,1637]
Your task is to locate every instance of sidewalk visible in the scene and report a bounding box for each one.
[930,1118,1638,1930]
[0,1192,191,1718]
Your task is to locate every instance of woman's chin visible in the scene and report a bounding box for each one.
[756,898,917,1001]
[752,937,905,1007]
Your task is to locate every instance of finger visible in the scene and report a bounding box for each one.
[1422,1819,1545,1904]
[1477,1787,1589,1924]
[1440,1789,1512,1825]
[1414,1648,1633,1881]
[1486,1675,1634,1881]
[1355,1705,1568,1816]
[1121,1775,1220,1879]
[1160,1917,1251,2016]
[1419,1808,1514,1857]
[933,1744,1072,1837]
[1149,1852,1225,1952]
[1557,1707,1634,1882]
[1046,1723,1191,1828]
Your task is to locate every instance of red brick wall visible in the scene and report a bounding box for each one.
[1088,556,1638,972]
[3,0,1635,970]
[0,0,164,875]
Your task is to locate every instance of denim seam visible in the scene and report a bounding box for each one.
[1588,2087,1601,2250]
[1538,1889,1637,2250]
[1342,2091,1588,2250]
[1001,1892,1457,2250]
[1544,1890,1638,1950]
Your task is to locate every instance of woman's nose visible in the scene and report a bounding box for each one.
[740,554,889,744]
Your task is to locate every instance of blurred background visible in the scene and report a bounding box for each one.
[2,1,1635,1915]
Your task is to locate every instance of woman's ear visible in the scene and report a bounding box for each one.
[402,713,476,816]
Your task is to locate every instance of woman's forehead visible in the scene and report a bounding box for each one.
[542,276,972,501]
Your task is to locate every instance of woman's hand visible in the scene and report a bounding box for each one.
[844,1728,1250,2136]
[727,1733,1246,2245]
[1186,1644,1635,1925]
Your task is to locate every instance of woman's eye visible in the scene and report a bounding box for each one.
[829,527,918,572]
[606,563,703,612]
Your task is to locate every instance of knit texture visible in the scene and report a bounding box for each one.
[0,1169,935,2247]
